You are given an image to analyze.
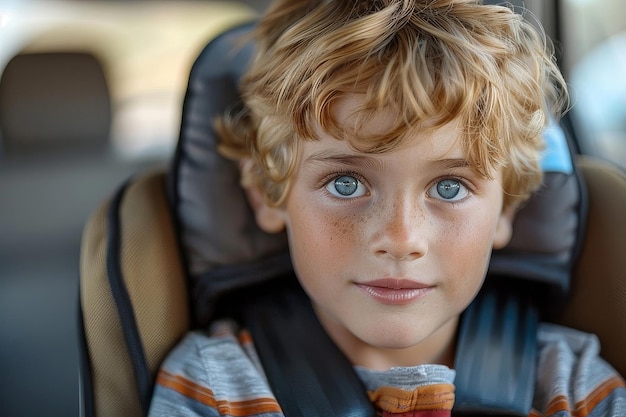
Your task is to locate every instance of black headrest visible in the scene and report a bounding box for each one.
[489,121,586,305]
[168,23,586,324]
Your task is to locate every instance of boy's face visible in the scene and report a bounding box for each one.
[250,95,514,370]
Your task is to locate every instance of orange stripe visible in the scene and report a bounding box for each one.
[368,383,455,413]
[543,375,625,416]
[156,370,283,416]
[574,376,626,416]
[238,329,254,346]
[543,396,572,415]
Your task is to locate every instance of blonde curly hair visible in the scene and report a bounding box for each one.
[217,0,568,209]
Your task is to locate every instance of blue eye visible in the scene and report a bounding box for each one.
[429,179,469,202]
[326,175,367,198]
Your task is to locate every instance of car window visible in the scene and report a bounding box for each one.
[560,0,626,170]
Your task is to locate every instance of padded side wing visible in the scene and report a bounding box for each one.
[489,120,586,307]
[169,22,290,326]
[79,171,189,416]
[559,156,626,378]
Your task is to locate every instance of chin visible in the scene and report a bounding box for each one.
[358,324,434,350]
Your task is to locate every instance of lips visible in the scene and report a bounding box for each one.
[355,278,433,305]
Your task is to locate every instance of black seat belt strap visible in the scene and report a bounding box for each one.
[242,283,376,417]
[243,280,538,417]
[453,282,539,416]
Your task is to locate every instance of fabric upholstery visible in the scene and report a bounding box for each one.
[558,156,626,377]
[81,196,141,417]
[80,171,189,416]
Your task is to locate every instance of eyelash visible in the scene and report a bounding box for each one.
[319,170,369,194]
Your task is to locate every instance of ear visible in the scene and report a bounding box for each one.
[492,204,516,250]
[243,184,286,234]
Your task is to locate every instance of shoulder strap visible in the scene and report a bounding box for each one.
[452,281,539,416]
[242,279,538,417]
[241,281,376,417]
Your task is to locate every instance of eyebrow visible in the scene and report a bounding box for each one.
[305,151,471,171]
[430,158,472,170]
[304,152,386,170]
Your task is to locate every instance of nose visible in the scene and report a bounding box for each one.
[370,197,428,261]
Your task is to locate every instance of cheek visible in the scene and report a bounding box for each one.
[286,203,364,275]
[433,210,499,282]
[436,203,500,249]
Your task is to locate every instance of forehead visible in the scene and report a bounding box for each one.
[332,94,396,137]
[313,93,465,160]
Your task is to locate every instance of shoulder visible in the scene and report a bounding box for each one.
[531,323,626,417]
[163,323,267,380]
[148,321,283,416]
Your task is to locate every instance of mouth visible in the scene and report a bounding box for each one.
[355,278,434,306]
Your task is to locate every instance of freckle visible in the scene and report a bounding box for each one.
[331,214,358,237]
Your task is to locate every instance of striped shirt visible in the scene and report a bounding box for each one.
[148,321,625,417]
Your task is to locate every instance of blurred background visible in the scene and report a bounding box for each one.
[0,0,623,416]
[0,1,271,416]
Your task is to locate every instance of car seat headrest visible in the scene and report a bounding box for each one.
[490,121,584,292]
[168,23,585,325]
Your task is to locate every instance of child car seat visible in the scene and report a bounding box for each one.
[78,15,626,417]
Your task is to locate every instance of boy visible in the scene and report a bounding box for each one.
[149,0,626,415]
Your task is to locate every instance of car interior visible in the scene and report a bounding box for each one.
[1,1,624,416]
[76,7,626,417]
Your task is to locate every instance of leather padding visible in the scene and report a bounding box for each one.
[169,22,287,282]
[558,156,626,377]
[80,171,189,416]
[490,172,582,293]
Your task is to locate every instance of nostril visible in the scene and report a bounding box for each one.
[375,248,425,261]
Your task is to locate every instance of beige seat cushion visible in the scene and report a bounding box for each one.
[558,156,626,377]
[80,171,189,416]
